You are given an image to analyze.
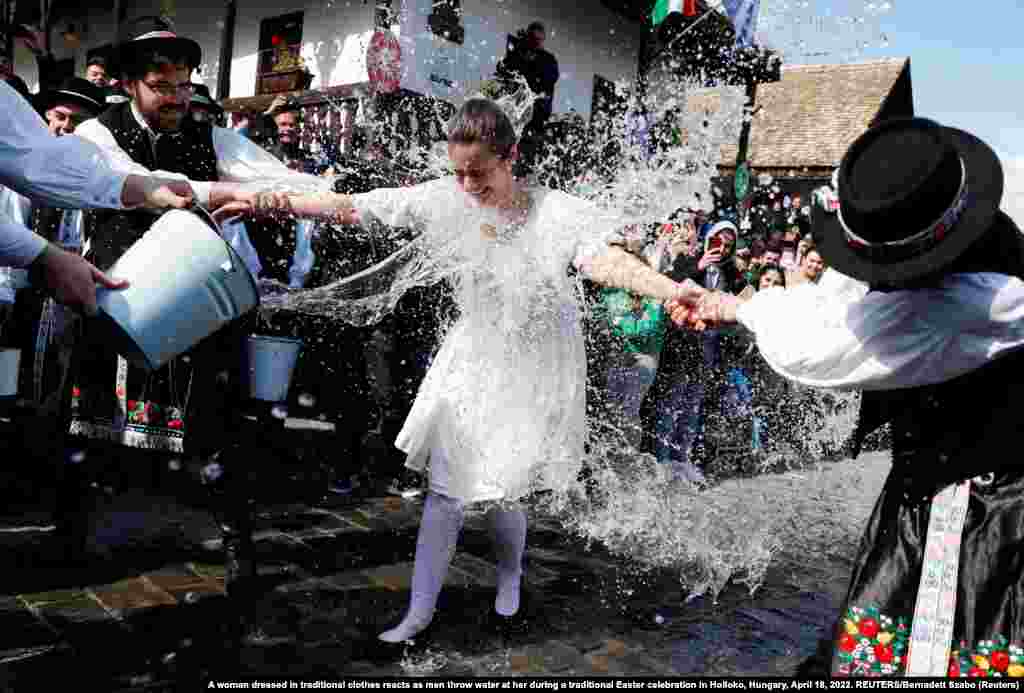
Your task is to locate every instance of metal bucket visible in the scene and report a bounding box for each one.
[245,335,302,402]
[0,348,19,400]
[94,207,259,371]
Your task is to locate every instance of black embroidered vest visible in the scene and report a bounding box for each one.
[84,102,219,270]
[851,215,1024,500]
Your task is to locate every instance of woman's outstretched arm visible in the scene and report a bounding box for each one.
[210,188,361,226]
[583,245,700,303]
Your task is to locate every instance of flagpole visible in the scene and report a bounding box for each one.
[663,2,723,54]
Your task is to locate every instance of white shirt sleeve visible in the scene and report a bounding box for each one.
[737,272,1024,391]
[0,186,32,229]
[0,212,47,267]
[0,81,127,211]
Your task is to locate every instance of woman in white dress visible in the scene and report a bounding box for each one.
[245,97,701,644]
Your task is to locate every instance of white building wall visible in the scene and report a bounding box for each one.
[400,0,644,118]
[11,0,643,116]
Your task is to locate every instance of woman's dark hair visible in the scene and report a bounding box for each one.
[87,55,108,70]
[757,264,787,289]
[446,98,517,160]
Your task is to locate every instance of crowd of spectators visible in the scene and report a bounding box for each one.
[589,197,836,484]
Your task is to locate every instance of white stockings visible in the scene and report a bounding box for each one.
[378,491,527,643]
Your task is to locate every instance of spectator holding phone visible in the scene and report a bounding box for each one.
[649,219,740,483]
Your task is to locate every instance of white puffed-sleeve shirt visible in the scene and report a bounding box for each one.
[737,269,1024,391]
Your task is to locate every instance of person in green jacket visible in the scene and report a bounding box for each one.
[602,286,666,450]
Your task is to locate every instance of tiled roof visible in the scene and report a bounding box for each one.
[687,58,910,170]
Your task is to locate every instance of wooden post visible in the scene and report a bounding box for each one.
[735,77,757,169]
[112,0,121,44]
[215,0,235,100]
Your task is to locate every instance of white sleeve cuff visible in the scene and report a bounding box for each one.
[98,172,130,209]
[190,181,212,208]
[1,226,48,268]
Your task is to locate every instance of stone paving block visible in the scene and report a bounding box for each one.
[362,563,414,592]
[605,638,628,657]
[89,577,176,614]
[143,573,223,602]
[188,561,226,579]
[35,593,112,628]
[450,553,497,587]
[329,511,373,532]
[17,588,90,609]
[618,651,672,675]
[322,571,375,592]
[525,561,561,585]
[0,607,59,651]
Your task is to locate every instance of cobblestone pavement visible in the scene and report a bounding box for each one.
[0,451,891,692]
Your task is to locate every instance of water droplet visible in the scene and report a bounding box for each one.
[271,404,288,419]
[168,459,182,471]
[69,450,86,464]
[654,613,665,625]
[184,592,199,604]
[201,463,223,483]
[298,392,316,408]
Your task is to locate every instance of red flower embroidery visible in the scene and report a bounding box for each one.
[859,618,880,638]
[992,651,1010,672]
[874,643,894,664]
[969,667,986,677]
[839,633,857,652]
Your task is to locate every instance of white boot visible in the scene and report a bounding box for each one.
[490,503,527,617]
[379,492,464,643]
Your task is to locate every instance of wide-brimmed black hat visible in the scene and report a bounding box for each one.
[813,117,1004,284]
[189,83,222,113]
[115,16,202,77]
[34,76,106,116]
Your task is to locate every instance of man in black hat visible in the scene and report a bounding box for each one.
[35,76,106,138]
[669,117,1024,677]
[189,83,224,127]
[69,16,342,460]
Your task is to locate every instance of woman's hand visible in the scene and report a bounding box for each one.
[210,190,293,224]
[665,280,708,330]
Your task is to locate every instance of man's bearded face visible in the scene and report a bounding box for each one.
[125,62,193,132]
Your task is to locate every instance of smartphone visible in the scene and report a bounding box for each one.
[708,236,724,253]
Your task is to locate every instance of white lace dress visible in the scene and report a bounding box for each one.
[352,177,622,503]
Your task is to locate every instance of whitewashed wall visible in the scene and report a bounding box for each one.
[400,0,644,118]
[12,0,643,115]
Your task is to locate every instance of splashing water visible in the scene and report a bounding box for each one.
[244,0,895,601]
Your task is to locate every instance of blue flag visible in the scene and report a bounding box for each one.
[722,0,761,48]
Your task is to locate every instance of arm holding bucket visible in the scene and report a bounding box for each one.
[0,83,191,214]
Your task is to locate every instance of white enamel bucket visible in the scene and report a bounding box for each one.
[244,335,302,402]
[94,207,259,371]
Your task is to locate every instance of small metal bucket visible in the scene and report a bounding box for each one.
[244,335,303,402]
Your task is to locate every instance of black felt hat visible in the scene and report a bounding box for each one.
[34,76,106,116]
[115,16,202,77]
[813,117,1004,284]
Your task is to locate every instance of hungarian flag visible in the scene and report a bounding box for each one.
[651,0,699,26]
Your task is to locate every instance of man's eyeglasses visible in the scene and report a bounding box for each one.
[141,81,195,98]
